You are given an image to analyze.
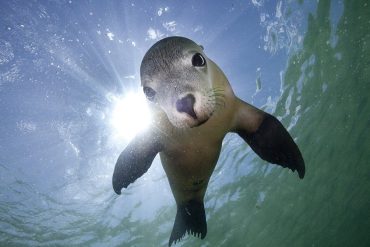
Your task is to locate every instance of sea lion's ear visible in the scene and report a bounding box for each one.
[232,99,305,179]
[112,131,163,194]
[199,45,204,50]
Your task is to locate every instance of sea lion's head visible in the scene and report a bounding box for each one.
[140,36,217,128]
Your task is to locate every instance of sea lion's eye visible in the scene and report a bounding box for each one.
[143,86,156,101]
[192,53,206,67]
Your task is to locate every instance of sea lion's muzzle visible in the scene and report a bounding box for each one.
[175,93,211,128]
[175,94,197,119]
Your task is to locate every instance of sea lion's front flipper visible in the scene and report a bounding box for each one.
[169,200,207,247]
[233,99,305,178]
[112,131,163,194]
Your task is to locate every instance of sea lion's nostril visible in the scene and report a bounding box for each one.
[176,94,197,119]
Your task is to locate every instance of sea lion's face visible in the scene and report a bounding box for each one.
[140,37,217,128]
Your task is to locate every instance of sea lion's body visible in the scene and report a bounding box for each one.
[158,59,235,204]
[112,37,305,246]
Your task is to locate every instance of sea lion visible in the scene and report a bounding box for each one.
[112,36,305,246]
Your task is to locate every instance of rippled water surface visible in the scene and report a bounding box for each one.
[1,1,369,246]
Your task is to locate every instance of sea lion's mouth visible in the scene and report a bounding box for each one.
[190,110,214,128]
[191,117,209,128]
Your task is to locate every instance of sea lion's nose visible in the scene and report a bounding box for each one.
[176,94,197,119]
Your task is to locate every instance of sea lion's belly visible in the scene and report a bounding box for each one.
[160,136,222,203]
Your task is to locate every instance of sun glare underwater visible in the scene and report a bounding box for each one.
[108,90,152,141]
[1,0,370,247]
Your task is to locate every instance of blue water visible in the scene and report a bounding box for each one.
[1,0,369,246]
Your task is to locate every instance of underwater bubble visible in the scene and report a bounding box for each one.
[0,40,14,65]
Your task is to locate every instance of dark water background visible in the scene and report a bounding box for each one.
[1,0,369,246]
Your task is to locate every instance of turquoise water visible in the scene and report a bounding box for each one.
[1,0,369,246]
